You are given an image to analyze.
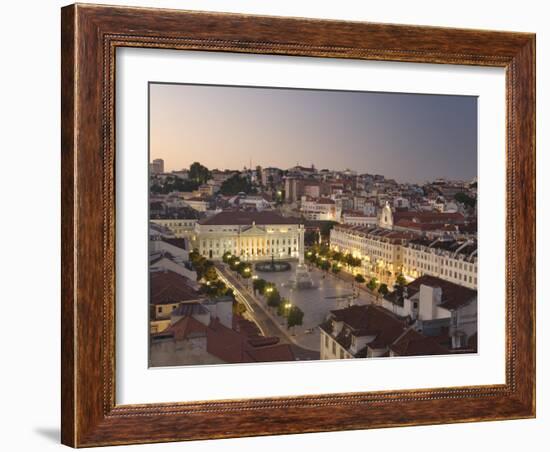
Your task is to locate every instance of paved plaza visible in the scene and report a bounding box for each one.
[255,262,376,350]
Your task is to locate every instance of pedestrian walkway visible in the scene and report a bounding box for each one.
[215,264,320,358]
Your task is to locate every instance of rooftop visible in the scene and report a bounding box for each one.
[390,328,449,356]
[150,270,202,305]
[321,305,409,354]
[404,274,477,310]
[199,210,302,226]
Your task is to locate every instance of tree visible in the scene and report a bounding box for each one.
[395,273,407,288]
[267,289,282,309]
[354,274,366,283]
[219,173,253,195]
[252,278,267,295]
[331,263,341,274]
[319,260,331,272]
[204,265,218,282]
[228,256,241,271]
[319,221,337,242]
[222,251,232,263]
[233,262,252,278]
[201,280,227,297]
[233,301,247,316]
[189,162,211,184]
[367,278,379,291]
[378,283,389,297]
[332,251,344,262]
[454,192,476,208]
[277,297,291,317]
[287,306,304,330]
[304,230,319,247]
[149,175,200,194]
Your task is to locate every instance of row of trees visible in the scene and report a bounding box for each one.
[222,252,253,278]
[250,277,304,330]
[150,176,199,194]
[305,245,362,274]
[222,251,305,330]
[219,173,257,196]
[303,244,408,298]
[189,250,234,299]
[365,272,407,297]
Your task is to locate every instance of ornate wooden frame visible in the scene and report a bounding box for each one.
[61,3,536,447]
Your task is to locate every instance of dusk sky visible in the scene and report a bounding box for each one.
[149,83,477,184]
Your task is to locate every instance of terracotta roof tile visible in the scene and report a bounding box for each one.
[390,328,449,356]
[150,270,201,305]
[199,210,301,226]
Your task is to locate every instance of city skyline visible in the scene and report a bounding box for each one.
[150,83,477,184]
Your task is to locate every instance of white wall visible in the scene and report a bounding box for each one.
[0,1,546,452]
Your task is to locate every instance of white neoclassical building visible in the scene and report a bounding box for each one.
[193,210,305,261]
[329,224,414,284]
[402,237,478,289]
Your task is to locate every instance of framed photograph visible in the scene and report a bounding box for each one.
[61,4,536,447]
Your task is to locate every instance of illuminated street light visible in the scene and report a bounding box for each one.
[252,275,259,280]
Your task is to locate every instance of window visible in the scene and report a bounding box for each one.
[332,341,336,354]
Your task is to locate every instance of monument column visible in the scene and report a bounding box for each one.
[298,224,305,265]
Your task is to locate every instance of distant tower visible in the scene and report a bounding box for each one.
[150,158,164,174]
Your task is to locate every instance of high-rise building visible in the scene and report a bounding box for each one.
[150,158,165,174]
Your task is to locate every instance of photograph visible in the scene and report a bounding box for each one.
[148,83,479,367]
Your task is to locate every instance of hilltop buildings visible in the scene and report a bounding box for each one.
[149,161,478,364]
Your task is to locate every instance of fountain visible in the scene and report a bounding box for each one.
[289,261,315,289]
[254,254,291,272]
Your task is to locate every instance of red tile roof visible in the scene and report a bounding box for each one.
[150,270,201,305]
[162,315,207,341]
[405,275,476,310]
[325,305,409,352]
[199,210,301,226]
[390,328,449,356]
[206,317,295,363]
[393,211,465,224]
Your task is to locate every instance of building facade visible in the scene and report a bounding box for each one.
[329,224,415,283]
[194,210,305,261]
[319,304,447,360]
[300,196,341,221]
[150,158,164,174]
[402,237,477,289]
[382,275,477,350]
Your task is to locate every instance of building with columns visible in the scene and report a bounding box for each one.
[193,210,305,261]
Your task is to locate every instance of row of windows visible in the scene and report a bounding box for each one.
[404,255,477,273]
[404,266,477,286]
[323,332,347,359]
[201,237,297,248]
[202,247,297,257]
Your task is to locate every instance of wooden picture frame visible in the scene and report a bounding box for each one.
[61,3,535,447]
